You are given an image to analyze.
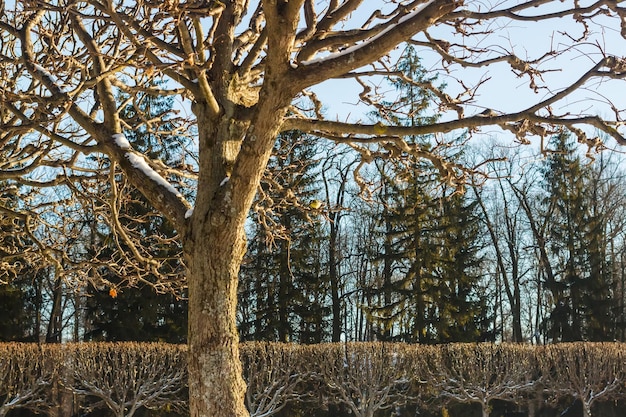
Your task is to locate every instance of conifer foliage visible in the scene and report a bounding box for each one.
[365,47,487,343]
[239,131,328,343]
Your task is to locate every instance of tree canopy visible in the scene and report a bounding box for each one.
[1,1,626,416]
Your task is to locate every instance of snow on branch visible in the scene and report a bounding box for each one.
[125,152,183,199]
[111,134,183,199]
[108,133,191,231]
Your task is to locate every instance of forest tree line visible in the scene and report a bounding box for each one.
[2,49,626,346]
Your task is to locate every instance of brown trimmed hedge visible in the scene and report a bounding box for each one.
[0,342,624,417]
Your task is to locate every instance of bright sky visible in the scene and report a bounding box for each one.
[310,0,626,138]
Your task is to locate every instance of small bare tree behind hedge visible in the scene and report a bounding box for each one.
[538,343,626,417]
[306,342,416,417]
[437,343,537,417]
[64,342,187,417]
[0,343,60,417]
[240,342,310,417]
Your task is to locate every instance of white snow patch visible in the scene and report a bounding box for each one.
[112,133,132,150]
[125,152,183,198]
[33,63,70,93]
[220,177,230,187]
[185,208,194,219]
[300,0,435,66]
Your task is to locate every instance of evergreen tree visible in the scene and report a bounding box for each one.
[238,130,329,343]
[432,191,486,342]
[366,46,488,343]
[541,132,617,341]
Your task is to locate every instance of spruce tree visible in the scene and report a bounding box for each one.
[238,130,328,343]
[541,132,617,341]
[367,46,487,343]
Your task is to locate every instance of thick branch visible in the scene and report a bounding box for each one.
[294,0,458,88]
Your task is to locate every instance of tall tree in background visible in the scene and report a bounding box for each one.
[2,2,626,416]
[541,133,619,341]
[433,190,487,342]
[367,46,486,343]
[473,148,531,343]
[579,152,625,341]
[239,130,328,343]
[319,147,358,342]
[541,132,590,341]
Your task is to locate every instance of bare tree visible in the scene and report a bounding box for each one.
[2,1,626,416]
[472,149,530,343]
[0,343,59,417]
[437,343,537,417]
[538,343,625,417]
[319,146,359,342]
[65,342,187,417]
[240,342,309,417]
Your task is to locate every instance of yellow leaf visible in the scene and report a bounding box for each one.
[309,200,322,209]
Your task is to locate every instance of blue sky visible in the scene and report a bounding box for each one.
[309,0,626,139]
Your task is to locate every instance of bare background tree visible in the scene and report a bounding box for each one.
[538,343,626,417]
[65,343,187,417]
[2,1,626,416]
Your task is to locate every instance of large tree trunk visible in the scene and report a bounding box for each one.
[187,222,249,417]
[185,76,292,416]
[185,99,252,417]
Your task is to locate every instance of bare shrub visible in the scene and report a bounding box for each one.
[437,343,537,417]
[538,342,625,417]
[0,343,60,416]
[240,342,311,417]
[305,342,415,417]
[63,342,187,417]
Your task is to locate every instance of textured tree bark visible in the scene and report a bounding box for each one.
[187,222,249,417]
[185,102,252,417]
[185,82,291,417]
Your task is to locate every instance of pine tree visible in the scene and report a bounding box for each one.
[238,130,328,343]
[366,46,487,343]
